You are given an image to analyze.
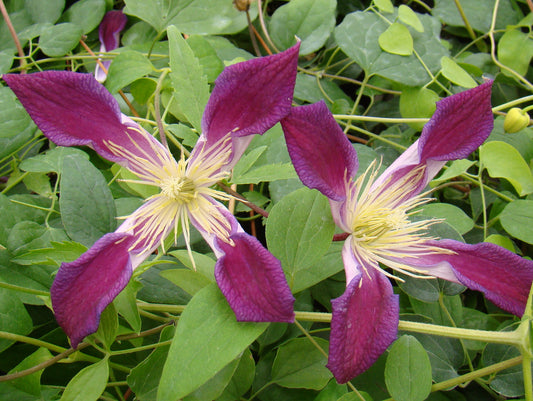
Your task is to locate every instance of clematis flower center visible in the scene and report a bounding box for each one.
[343,161,451,279]
[160,175,197,203]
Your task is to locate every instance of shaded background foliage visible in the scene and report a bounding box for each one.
[0,0,533,400]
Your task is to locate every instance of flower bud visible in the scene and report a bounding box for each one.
[233,0,252,11]
[504,108,530,133]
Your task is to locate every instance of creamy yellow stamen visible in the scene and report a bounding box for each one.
[344,160,453,281]
[105,128,237,265]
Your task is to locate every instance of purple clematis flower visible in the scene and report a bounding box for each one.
[3,44,299,348]
[281,81,533,384]
[94,10,127,82]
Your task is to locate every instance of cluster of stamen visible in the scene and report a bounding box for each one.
[105,127,237,262]
[344,161,450,281]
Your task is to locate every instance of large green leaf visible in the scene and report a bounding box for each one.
[269,0,336,55]
[59,154,117,247]
[500,200,533,245]
[157,284,267,400]
[168,25,209,133]
[497,29,533,78]
[271,337,331,390]
[0,86,35,139]
[0,288,33,353]
[38,23,82,57]
[335,10,448,86]
[62,0,106,34]
[480,141,533,196]
[60,358,109,401]
[24,0,64,24]
[265,187,336,286]
[7,347,53,397]
[106,50,154,93]
[385,335,432,401]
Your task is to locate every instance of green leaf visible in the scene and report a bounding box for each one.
[266,188,336,283]
[127,325,175,400]
[24,0,64,24]
[7,347,53,397]
[94,303,118,350]
[399,86,439,130]
[433,0,519,33]
[417,203,474,235]
[0,288,33,353]
[168,25,209,133]
[106,50,154,93]
[12,240,87,266]
[271,337,331,390]
[63,0,106,34]
[385,335,432,401]
[160,268,212,296]
[60,358,109,401]
[217,349,255,401]
[232,163,297,184]
[157,284,267,400]
[20,147,89,174]
[480,141,533,196]
[169,249,215,281]
[114,280,143,332]
[497,29,533,78]
[335,11,448,86]
[374,0,393,13]
[38,23,82,57]
[130,77,157,105]
[0,85,35,139]
[431,159,475,184]
[7,221,68,256]
[183,358,240,401]
[168,0,257,35]
[269,0,336,55]
[124,0,186,32]
[485,234,515,252]
[378,23,413,56]
[398,5,424,32]
[482,342,525,397]
[59,154,117,247]
[440,56,477,88]
[500,200,533,245]
[187,35,224,83]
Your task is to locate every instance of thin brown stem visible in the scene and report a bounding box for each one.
[79,39,140,117]
[0,0,27,72]
[218,182,269,218]
[246,9,262,56]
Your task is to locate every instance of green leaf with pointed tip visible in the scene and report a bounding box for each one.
[157,284,267,400]
[271,337,331,389]
[168,25,209,133]
[500,200,533,245]
[24,0,64,24]
[7,347,53,397]
[38,23,82,57]
[379,23,413,56]
[398,5,424,32]
[440,56,477,88]
[480,141,533,196]
[385,335,432,401]
[374,0,393,13]
[60,358,109,401]
[106,51,154,93]
[59,154,117,247]
[269,0,336,55]
[0,288,33,353]
[266,188,336,286]
[399,86,439,130]
[0,86,35,139]
[497,29,533,78]
[63,0,106,34]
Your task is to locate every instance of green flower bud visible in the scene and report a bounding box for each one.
[504,108,530,133]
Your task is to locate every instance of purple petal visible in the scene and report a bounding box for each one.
[95,10,127,82]
[214,232,295,322]
[201,44,299,153]
[282,101,358,201]
[419,80,493,163]
[3,72,169,178]
[51,232,134,348]
[417,239,533,317]
[98,10,127,52]
[328,265,399,383]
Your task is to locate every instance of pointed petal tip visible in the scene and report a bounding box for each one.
[419,80,494,162]
[201,42,300,145]
[214,233,295,323]
[51,232,134,348]
[327,270,399,383]
[282,101,357,201]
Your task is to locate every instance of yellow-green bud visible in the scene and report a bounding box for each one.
[504,108,530,133]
